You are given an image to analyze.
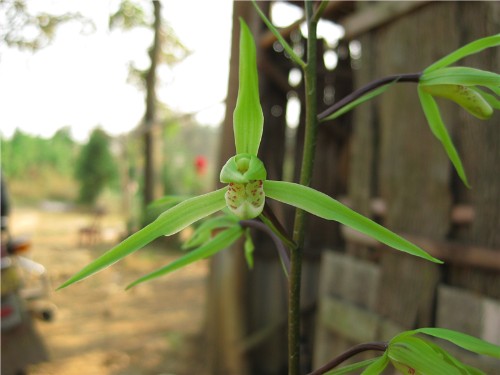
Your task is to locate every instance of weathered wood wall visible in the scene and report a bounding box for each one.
[315,1,500,373]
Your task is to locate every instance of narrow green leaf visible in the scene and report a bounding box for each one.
[420,67,500,87]
[126,226,244,289]
[321,81,396,122]
[414,327,500,359]
[58,188,227,289]
[251,0,306,69]
[264,180,442,263]
[324,358,380,375]
[425,34,500,73]
[361,354,389,375]
[417,87,470,187]
[233,19,264,156]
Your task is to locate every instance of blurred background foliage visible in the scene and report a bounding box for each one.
[0,119,219,211]
[74,128,119,205]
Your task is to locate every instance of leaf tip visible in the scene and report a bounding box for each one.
[56,276,79,291]
[124,283,136,291]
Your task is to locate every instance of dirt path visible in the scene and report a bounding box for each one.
[9,207,210,375]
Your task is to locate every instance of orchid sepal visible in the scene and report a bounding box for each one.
[234,18,263,156]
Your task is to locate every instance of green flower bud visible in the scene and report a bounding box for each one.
[421,84,493,120]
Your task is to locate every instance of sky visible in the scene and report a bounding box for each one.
[0,1,343,143]
[0,0,234,142]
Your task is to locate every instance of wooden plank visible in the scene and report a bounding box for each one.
[317,251,380,308]
[341,226,500,271]
[314,252,381,368]
[377,318,405,343]
[339,2,431,40]
[437,285,500,346]
[436,285,483,338]
[436,285,500,372]
[340,197,475,225]
[319,296,380,343]
[258,2,431,47]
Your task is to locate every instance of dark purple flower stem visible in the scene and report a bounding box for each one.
[317,72,422,121]
[307,341,388,375]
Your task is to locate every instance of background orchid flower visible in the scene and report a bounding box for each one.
[418,34,500,187]
[59,19,441,291]
[318,34,499,188]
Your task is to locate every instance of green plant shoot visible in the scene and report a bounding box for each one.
[328,328,500,374]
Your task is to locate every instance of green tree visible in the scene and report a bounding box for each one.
[75,128,118,205]
[47,127,76,175]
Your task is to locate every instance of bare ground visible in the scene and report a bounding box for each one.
[8,206,210,375]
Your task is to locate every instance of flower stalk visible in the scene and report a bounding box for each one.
[289,2,319,374]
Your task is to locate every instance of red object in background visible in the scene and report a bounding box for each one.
[195,155,207,176]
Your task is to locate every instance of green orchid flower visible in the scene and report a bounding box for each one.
[58,19,441,291]
[418,34,500,187]
[319,34,500,188]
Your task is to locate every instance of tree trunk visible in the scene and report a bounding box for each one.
[143,0,162,208]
